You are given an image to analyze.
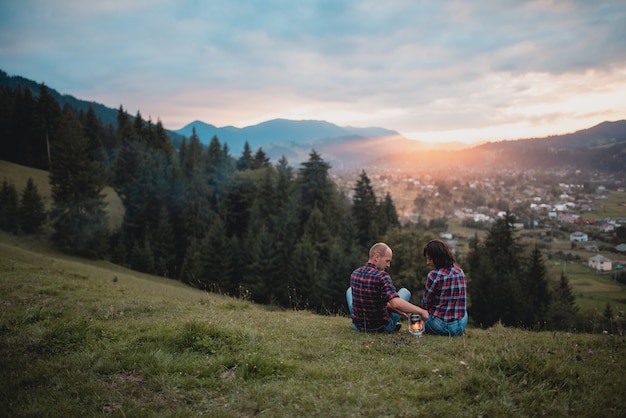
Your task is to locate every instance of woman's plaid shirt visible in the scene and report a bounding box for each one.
[421,265,467,322]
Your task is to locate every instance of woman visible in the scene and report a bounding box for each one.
[421,239,468,336]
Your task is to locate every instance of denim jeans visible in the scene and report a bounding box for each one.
[424,311,468,336]
[346,287,411,332]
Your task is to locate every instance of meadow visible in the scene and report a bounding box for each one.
[1,232,626,417]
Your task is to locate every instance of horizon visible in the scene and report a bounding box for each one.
[1,2,625,144]
[173,116,621,147]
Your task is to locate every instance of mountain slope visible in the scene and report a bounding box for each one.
[377,120,626,172]
[0,69,185,143]
[3,68,624,172]
[175,119,425,168]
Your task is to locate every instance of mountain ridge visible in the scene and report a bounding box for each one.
[2,68,624,172]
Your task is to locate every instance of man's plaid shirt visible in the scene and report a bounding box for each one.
[350,262,399,331]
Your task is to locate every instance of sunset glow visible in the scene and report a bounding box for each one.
[1,1,624,144]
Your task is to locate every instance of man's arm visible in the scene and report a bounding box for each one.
[387,297,429,320]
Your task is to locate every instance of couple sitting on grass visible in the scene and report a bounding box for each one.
[346,240,467,336]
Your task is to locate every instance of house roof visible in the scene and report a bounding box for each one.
[589,255,612,263]
[616,243,626,253]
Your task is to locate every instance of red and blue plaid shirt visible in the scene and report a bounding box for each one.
[421,264,467,322]
[350,262,399,331]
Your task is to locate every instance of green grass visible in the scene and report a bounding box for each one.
[2,232,626,417]
[588,190,626,220]
[0,159,124,229]
[545,258,626,312]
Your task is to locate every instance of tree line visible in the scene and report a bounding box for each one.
[0,81,582,330]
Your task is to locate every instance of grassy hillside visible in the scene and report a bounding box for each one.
[1,232,625,417]
[0,159,124,229]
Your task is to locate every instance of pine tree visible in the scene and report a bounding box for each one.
[603,302,615,333]
[200,216,235,293]
[546,272,579,331]
[380,192,401,235]
[83,106,107,165]
[205,135,234,211]
[180,237,205,287]
[468,213,524,327]
[8,86,37,166]
[325,240,356,313]
[0,180,20,233]
[352,170,379,249]
[270,157,300,306]
[19,177,46,234]
[521,244,551,328]
[34,84,62,170]
[49,107,108,258]
[150,205,177,278]
[293,206,334,311]
[237,142,254,170]
[295,150,337,232]
[129,238,155,274]
[223,170,257,239]
[252,147,271,169]
[240,224,282,304]
[291,238,318,311]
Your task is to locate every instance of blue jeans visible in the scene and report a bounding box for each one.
[346,287,411,332]
[424,311,468,336]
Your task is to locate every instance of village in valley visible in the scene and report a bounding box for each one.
[333,165,626,282]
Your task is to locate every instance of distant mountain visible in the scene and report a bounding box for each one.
[485,120,626,150]
[3,69,624,172]
[378,120,626,172]
[0,69,185,143]
[175,119,430,168]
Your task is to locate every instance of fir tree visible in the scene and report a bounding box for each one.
[240,224,282,305]
[150,205,178,278]
[294,206,334,311]
[34,84,62,170]
[83,106,107,165]
[0,180,20,233]
[180,236,205,286]
[468,213,524,327]
[295,150,337,232]
[129,238,155,274]
[546,272,579,331]
[252,147,271,169]
[200,216,235,293]
[49,108,108,258]
[603,302,615,334]
[380,192,401,235]
[521,244,551,328]
[19,177,46,234]
[352,170,379,249]
[236,142,254,170]
[205,135,233,211]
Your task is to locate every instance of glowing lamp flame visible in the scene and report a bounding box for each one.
[408,314,424,337]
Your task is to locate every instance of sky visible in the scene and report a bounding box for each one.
[1,0,626,144]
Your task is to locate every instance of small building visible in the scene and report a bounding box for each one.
[615,243,626,253]
[439,232,453,240]
[570,231,588,242]
[588,255,612,272]
[599,224,615,233]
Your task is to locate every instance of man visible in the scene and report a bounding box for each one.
[346,242,429,332]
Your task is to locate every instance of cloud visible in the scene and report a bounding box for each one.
[1,0,625,142]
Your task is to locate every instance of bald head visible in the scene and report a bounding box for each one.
[369,242,392,271]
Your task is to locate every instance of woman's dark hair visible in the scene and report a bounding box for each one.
[423,239,455,269]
